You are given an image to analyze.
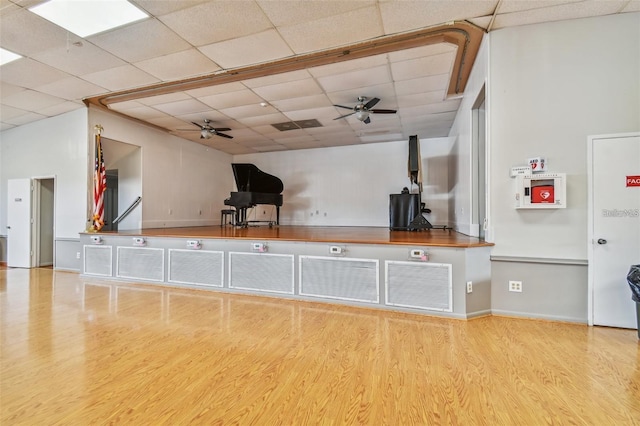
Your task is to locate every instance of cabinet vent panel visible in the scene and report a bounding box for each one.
[229,252,294,294]
[168,249,223,287]
[83,245,112,276]
[117,247,164,282]
[386,261,452,312]
[300,256,379,303]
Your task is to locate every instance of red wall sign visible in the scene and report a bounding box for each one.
[627,176,640,187]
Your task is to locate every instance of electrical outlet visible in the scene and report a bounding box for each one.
[466,281,473,293]
[509,280,523,292]
[76,251,80,259]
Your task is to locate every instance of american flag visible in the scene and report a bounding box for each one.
[93,133,106,230]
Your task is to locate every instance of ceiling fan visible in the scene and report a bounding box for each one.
[333,96,397,124]
[181,119,233,139]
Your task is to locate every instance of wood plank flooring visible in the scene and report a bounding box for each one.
[95,225,494,248]
[1,268,639,425]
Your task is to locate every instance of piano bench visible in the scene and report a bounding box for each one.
[221,209,235,227]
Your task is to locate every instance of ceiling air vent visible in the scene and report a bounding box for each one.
[271,119,323,131]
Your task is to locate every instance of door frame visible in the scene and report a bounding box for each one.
[32,175,56,268]
[587,132,640,326]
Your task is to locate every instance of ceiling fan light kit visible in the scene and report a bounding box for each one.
[178,119,234,140]
[334,96,397,124]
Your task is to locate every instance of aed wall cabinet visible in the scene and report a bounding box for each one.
[515,173,566,209]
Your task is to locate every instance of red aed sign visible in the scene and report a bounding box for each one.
[627,176,640,187]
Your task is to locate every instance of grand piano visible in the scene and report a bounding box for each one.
[224,163,284,227]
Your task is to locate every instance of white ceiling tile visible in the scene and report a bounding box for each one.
[621,1,640,12]
[379,1,497,34]
[176,112,233,125]
[152,99,211,115]
[31,42,126,76]
[199,29,294,69]
[131,0,211,17]
[38,101,84,117]
[391,52,456,81]
[397,91,446,108]
[468,15,493,30]
[136,92,192,106]
[252,78,324,101]
[317,65,392,93]
[283,106,338,121]
[112,105,168,120]
[308,55,390,78]
[387,43,457,62]
[134,49,220,81]
[35,77,107,100]
[186,82,248,98]
[253,144,288,152]
[81,64,160,91]
[198,89,264,110]
[146,115,192,129]
[498,0,582,14]
[3,111,47,126]
[278,6,384,54]
[394,74,449,96]
[243,70,312,89]
[158,1,274,46]
[0,8,70,56]
[1,89,66,110]
[89,18,192,62]
[0,122,16,131]
[492,0,628,29]
[280,141,323,150]
[107,100,147,111]
[327,83,397,106]
[0,103,29,120]
[220,103,280,119]
[237,113,289,127]
[0,82,26,97]
[257,0,375,26]
[270,94,333,112]
[0,58,70,88]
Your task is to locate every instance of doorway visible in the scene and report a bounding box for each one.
[588,133,640,329]
[471,85,487,240]
[33,178,55,267]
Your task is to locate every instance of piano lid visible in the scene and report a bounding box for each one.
[231,163,284,194]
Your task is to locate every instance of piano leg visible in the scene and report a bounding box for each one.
[276,206,280,225]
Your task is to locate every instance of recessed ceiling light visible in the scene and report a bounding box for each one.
[29,0,148,38]
[0,48,22,66]
[260,102,269,107]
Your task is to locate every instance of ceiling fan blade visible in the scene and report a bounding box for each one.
[177,129,200,131]
[334,112,356,120]
[370,108,397,114]
[191,121,205,129]
[212,127,231,132]
[363,97,380,109]
[363,116,371,124]
[215,132,233,139]
[334,104,355,111]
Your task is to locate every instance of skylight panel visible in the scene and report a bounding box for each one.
[29,0,148,38]
[0,48,22,66]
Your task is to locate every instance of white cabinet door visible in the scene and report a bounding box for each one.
[7,179,32,268]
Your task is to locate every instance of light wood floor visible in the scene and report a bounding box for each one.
[1,268,639,425]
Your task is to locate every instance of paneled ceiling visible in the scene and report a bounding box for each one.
[1,0,638,154]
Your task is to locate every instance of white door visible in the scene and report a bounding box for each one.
[7,178,33,268]
[589,134,640,329]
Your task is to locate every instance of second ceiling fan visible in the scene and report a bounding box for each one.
[333,96,397,124]
[182,119,233,139]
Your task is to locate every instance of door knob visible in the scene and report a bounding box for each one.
[597,238,607,245]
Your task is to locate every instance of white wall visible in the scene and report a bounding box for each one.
[89,108,233,229]
[488,12,640,259]
[234,137,452,227]
[0,109,88,238]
